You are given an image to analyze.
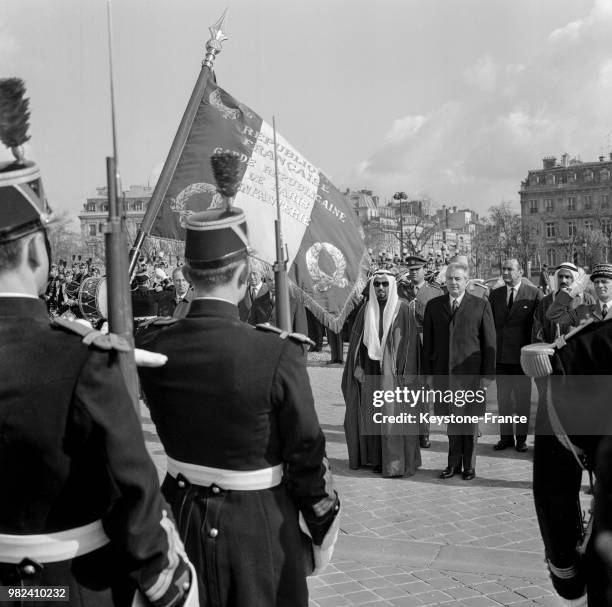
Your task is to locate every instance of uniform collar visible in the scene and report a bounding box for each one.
[186,298,240,321]
[0,296,49,320]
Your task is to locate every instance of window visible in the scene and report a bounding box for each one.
[602,170,610,181]
[134,201,143,211]
[529,175,539,186]
[585,171,593,182]
[545,198,554,212]
[585,220,594,231]
[547,248,557,267]
[602,220,612,234]
[529,199,538,214]
[102,203,109,212]
[88,224,96,236]
[602,194,609,208]
[546,174,555,185]
[86,202,96,212]
[98,223,104,234]
[567,173,576,183]
[568,197,576,211]
[546,222,556,238]
[567,221,576,237]
[584,195,593,210]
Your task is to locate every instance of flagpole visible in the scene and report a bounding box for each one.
[128,9,229,276]
[272,116,292,332]
[104,0,139,408]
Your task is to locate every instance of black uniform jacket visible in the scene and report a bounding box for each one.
[136,298,336,536]
[0,297,184,605]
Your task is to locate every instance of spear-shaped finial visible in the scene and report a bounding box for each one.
[203,9,229,69]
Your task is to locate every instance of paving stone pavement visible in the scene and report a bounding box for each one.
[140,344,592,606]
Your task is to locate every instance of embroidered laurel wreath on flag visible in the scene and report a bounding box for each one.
[149,81,367,331]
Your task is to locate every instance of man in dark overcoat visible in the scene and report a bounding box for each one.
[422,261,496,480]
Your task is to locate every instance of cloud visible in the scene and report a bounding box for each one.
[353,0,612,214]
[463,55,498,92]
[385,115,427,143]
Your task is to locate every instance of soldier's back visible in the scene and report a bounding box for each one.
[0,297,120,531]
[136,299,309,469]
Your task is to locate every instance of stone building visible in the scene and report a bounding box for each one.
[520,153,612,268]
[346,189,476,263]
[78,185,153,261]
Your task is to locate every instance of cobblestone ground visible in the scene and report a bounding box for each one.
[141,343,592,606]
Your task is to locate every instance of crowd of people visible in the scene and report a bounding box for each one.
[4,78,612,607]
[341,253,612,605]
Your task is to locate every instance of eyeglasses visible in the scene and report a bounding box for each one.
[373,281,389,287]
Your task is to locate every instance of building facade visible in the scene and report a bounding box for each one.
[78,185,153,261]
[520,153,612,268]
[346,189,476,264]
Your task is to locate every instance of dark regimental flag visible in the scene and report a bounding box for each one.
[148,80,367,331]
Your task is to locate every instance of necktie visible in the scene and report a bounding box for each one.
[603,304,608,319]
[452,299,458,315]
[508,288,514,309]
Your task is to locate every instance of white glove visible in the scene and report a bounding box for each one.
[134,348,168,367]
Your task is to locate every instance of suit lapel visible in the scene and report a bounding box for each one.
[496,287,509,315]
[453,293,470,320]
[506,283,523,318]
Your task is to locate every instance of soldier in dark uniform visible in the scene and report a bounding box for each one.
[136,206,340,607]
[0,78,192,606]
[526,318,612,606]
[404,255,442,449]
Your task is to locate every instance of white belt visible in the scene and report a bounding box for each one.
[167,457,283,491]
[0,520,110,564]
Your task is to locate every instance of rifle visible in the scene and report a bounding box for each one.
[103,0,138,408]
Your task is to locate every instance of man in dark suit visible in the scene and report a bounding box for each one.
[137,207,340,606]
[422,261,496,480]
[158,266,192,318]
[238,266,273,324]
[489,259,542,452]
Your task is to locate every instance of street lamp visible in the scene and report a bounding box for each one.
[393,192,408,254]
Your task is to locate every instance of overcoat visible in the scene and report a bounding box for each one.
[422,292,496,416]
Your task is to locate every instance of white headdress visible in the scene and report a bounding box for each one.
[362,270,400,361]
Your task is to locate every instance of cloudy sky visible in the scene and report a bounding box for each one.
[1,0,611,221]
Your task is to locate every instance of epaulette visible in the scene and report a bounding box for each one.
[52,317,131,352]
[554,318,595,350]
[139,316,180,330]
[255,323,316,347]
